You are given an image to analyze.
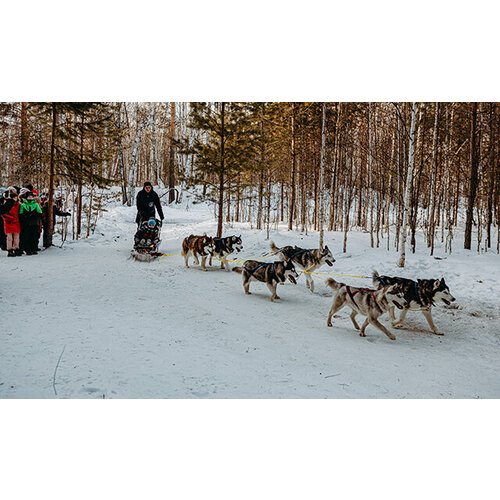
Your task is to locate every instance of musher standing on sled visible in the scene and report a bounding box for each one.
[136,181,164,226]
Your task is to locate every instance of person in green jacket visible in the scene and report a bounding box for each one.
[19,192,43,255]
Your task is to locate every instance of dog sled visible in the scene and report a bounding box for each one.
[131,218,162,262]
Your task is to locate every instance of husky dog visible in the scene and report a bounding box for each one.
[208,235,243,271]
[372,271,455,335]
[325,278,407,340]
[181,234,215,271]
[270,241,335,292]
[233,259,299,302]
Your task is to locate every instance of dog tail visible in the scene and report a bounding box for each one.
[372,270,384,288]
[270,241,280,254]
[181,234,194,256]
[232,266,243,274]
[325,278,344,290]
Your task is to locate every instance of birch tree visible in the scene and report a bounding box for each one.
[318,102,327,248]
[398,102,418,268]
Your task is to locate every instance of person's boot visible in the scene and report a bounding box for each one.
[7,249,15,257]
[15,249,23,256]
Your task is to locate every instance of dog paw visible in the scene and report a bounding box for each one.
[327,321,332,327]
[392,322,403,328]
[388,335,396,341]
[359,332,367,337]
[433,331,445,336]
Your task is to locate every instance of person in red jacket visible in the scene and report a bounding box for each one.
[0,187,21,257]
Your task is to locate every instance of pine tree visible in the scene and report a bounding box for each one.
[177,102,259,237]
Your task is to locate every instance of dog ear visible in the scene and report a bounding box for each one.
[324,245,329,251]
[434,279,440,288]
[441,277,446,285]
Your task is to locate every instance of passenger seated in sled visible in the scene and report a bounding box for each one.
[134,218,161,250]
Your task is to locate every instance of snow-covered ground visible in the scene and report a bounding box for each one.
[1,190,499,398]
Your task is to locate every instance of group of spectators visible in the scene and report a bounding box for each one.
[0,184,70,257]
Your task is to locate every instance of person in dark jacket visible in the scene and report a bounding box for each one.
[19,191,43,255]
[136,182,164,226]
[41,194,71,248]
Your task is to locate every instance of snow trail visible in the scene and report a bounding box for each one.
[1,192,499,398]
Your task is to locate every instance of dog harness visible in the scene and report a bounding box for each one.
[244,263,280,283]
[346,286,377,310]
[214,237,227,252]
[290,248,313,260]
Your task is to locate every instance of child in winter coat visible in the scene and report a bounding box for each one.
[0,187,7,251]
[134,218,161,249]
[19,191,43,255]
[0,187,21,257]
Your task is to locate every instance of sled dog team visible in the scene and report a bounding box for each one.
[181,234,456,341]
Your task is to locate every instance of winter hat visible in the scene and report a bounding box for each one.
[6,186,17,198]
[19,187,30,198]
[32,189,39,196]
[148,218,157,227]
[25,184,34,191]
[144,181,152,188]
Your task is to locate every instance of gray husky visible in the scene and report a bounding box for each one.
[372,271,456,335]
[270,241,335,292]
[325,278,407,340]
[233,259,299,302]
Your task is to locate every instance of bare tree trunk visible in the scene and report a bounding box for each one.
[445,105,455,254]
[266,166,272,240]
[116,103,128,205]
[47,104,58,248]
[257,169,264,230]
[464,102,479,250]
[398,102,418,267]
[318,103,327,248]
[5,119,12,185]
[368,102,374,247]
[288,103,297,230]
[428,102,440,254]
[76,113,84,239]
[216,102,225,238]
[21,102,28,176]
[86,184,94,238]
[486,102,496,249]
[151,102,159,185]
[169,102,176,203]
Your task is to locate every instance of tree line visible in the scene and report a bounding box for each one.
[0,102,498,261]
